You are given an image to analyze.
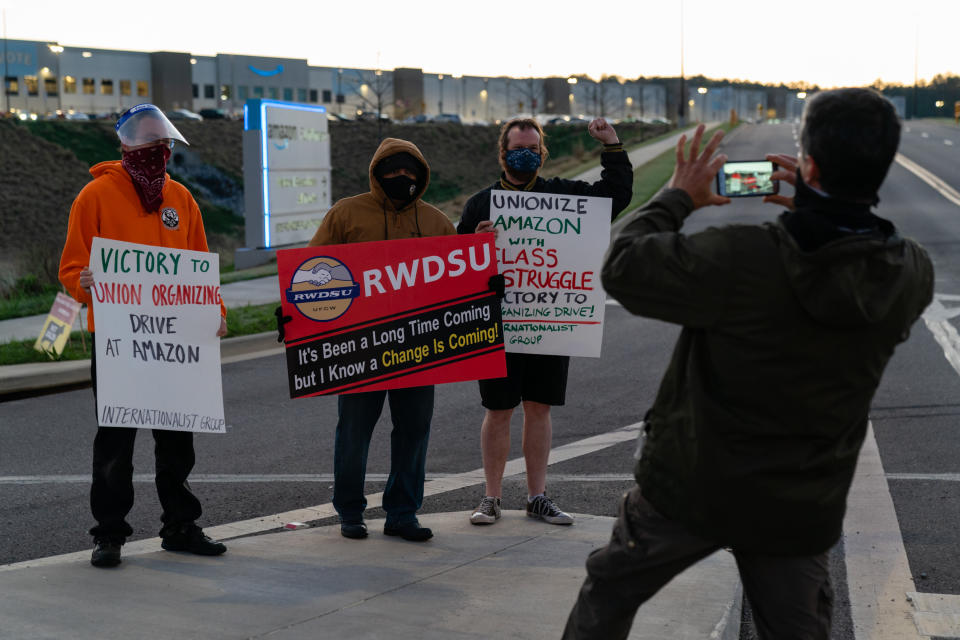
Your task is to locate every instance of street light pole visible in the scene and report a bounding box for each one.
[2,9,8,115]
[48,44,64,116]
[678,0,686,126]
[912,22,919,119]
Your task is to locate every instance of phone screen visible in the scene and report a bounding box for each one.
[717,160,778,197]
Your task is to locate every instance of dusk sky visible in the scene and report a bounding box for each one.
[3,0,957,88]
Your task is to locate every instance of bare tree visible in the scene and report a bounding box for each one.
[514,76,543,117]
[580,76,624,118]
[342,69,393,139]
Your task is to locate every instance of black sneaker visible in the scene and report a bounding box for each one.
[526,495,574,525]
[161,525,227,556]
[383,520,433,542]
[340,521,368,539]
[91,538,122,568]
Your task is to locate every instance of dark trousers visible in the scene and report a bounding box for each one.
[89,333,203,541]
[333,386,433,527]
[563,487,833,640]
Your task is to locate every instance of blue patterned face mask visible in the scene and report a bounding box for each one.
[505,148,541,172]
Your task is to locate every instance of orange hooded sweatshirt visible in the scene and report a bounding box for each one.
[59,160,226,332]
[309,138,455,246]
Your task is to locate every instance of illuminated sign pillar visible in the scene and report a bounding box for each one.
[236,99,331,269]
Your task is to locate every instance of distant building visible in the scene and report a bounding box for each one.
[684,85,770,123]
[1,38,666,123]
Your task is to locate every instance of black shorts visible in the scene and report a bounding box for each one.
[478,352,570,410]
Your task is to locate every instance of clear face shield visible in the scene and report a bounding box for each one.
[115,104,189,149]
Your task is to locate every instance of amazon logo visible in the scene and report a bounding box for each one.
[249,64,284,77]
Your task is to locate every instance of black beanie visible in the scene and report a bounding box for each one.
[374,152,422,180]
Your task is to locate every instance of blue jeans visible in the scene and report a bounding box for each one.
[333,386,433,527]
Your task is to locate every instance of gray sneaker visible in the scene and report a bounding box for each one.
[526,495,574,525]
[470,496,502,525]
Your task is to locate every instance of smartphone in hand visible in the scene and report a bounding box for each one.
[716,160,779,197]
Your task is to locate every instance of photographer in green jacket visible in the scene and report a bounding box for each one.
[564,89,934,640]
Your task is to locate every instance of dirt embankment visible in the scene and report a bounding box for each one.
[1,118,667,289]
[0,119,94,290]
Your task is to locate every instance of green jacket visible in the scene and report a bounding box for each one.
[603,188,934,555]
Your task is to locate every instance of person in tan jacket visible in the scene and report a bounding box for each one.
[309,138,454,541]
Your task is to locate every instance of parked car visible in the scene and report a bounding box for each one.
[198,108,227,120]
[355,111,391,122]
[64,111,91,121]
[434,113,462,124]
[401,114,433,124]
[166,108,203,121]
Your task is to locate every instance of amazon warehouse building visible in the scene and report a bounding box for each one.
[1,39,670,123]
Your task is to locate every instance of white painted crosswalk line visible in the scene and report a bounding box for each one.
[844,422,921,639]
[907,592,960,636]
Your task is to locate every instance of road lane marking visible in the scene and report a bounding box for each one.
[888,473,960,482]
[21,471,960,485]
[844,422,922,639]
[0,422,642,572]
[946,140,955,146]
[0,472,638,485]
[922,132,930,138]
[922,295,960,379]
[895,154,960,208]
[907,593,960,636]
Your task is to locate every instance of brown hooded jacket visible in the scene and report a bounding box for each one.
[309,138,454,246]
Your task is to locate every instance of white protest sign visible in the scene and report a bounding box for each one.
[89,237,226,433]
[491,189,611,357]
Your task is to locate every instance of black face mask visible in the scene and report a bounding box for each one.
[380,175,418,202]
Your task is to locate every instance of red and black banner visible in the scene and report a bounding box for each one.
[277,234,506,398]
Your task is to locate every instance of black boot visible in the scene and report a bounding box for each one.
[340,520,368,539]
[161,524,226,556]
[91,538,123,568]
[383,519,433,542]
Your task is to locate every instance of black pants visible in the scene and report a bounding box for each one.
[563,487,833,640]
[89,333,202,541]
[333,387,433,526]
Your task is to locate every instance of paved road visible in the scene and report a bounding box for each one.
[5,121,960,638]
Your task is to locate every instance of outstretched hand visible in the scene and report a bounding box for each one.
[588,118,619,145]
[666,124,730,210]
[763,153,797,211]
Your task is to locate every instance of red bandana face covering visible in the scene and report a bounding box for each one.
[121,143,172,213]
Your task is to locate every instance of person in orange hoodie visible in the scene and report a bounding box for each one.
[59,104,228,568]
[308,138,455,542]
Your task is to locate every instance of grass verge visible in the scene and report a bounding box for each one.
[554,124,687,180]
[0,290,58,321]
[0,276,62,321]
[0,302,279,365]
[0,332,92,366]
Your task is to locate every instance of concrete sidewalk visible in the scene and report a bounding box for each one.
[0,511,740,640]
